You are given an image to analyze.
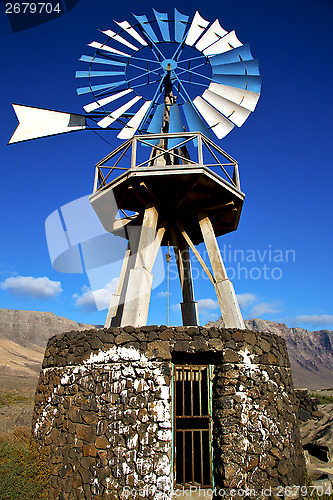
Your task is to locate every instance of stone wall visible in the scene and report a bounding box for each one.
[32,326,306,499]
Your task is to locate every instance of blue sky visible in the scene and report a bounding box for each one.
[0,0,332,330]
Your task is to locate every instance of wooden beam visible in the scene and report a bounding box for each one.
[175,221,215,285]
[198,212,245,329]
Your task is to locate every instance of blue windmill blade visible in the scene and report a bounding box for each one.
[76,80,127,95]
[209,44,254,66]
[212,60,260,76]
[212,74,262,93]
[153,10,170,42]
[183,102,214,145]
[168,104,184,149]
[133,14,159,43]
[143,103,164,146]
[174,8,189,43]
[79,55,126,67]
[75,71,125,78]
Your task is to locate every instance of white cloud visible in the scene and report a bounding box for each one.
[1,276,62,299]
[236,293,257,309]
[249,302,279,318]
[73,278,118,311]
[197,298,219,312]
[171,303,181,312]
[157,291,169,298]
[293,314,333,328]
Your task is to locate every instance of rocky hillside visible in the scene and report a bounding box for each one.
[207,317,333,390]
[0,309,94,378]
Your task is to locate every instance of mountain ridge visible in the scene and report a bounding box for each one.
[0,309,332,389]
[207,317,333,389]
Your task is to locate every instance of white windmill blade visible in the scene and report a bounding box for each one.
[195,20,228,52]
[8,104,86,144]
[193,96,234,139]
[84,89,133,113]
[185,11,210,46]
[208,83,260,112]
[88,41,131,58]
[202,90,251,127]
[101,29,139,51]
[97,96,141,128]
[114,20,148,46]
[203,30,243,56]
[117,100,152,139]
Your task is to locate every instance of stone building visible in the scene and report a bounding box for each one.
[32,325,305,499]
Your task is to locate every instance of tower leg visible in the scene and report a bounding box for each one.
[171,230,199,326]
[120,205,165,327]
[198,213,245,329]
[105,242,131,328]
[105,226,141,327]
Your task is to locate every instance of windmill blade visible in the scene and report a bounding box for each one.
[209,44,254,66]
[203,30,242,56]
[143,103,164,146]
[193,96,234,139]
[168,104,184,149]
[212,74,262,93]
[88,41,131,58]
[174,8,189,43]
[84,89,133,113]
[79,55,126,67]
[212,59,260,76]
[147,103,164,134]
[208,82,260,112]
[97,96,141,128]
[76,80,127,95]
[8,104,86,144]
[133,14,159,43]
[153,10,170,41]
[114,20,148,46]
[183,101,214,141]
[101,29,139,51]
[202,89,251,127]
[117,100,152,139]
[185,11,209,46]
[195,20,228,52]
[75,71,125,78]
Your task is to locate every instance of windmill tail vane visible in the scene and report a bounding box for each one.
[8,9,261,145]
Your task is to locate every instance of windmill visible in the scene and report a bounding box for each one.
[8,9,262,329]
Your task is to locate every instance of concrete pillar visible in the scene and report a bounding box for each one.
[105,226,141,327]
[198,213,245,329]
[120,205,164,327]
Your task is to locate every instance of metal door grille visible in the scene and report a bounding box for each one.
[174,365,212,487]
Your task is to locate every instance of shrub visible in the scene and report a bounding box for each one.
[0,427,50,500]
[0,394,33,408]
[309,392,333,405]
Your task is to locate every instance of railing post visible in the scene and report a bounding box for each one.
[131,137,137,169]
[197,134,203,165]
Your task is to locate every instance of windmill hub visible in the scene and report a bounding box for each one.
[161,59,177,71]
